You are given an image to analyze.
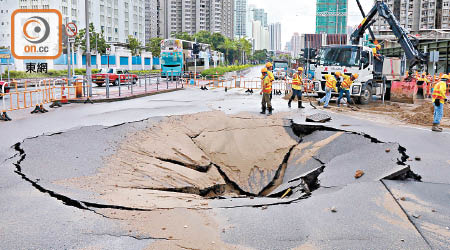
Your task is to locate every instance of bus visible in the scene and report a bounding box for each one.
[160,39,223,77]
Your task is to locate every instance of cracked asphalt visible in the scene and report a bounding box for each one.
[1,66,450,249]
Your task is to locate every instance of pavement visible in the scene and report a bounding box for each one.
[0,66,449,249]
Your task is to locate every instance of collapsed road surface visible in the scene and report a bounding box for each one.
[4,110,448,250]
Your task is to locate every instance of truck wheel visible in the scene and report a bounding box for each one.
[358,85,372,105]
[113,79,119,86]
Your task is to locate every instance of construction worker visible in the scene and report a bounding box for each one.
[318,73,338,108]
[260,68,273,115]
[431,74,449,132]
[373,44,382,60]
[261,62,275,99]
[338,73,358,107]
[288,67,305,109]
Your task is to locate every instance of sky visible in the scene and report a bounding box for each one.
[248,0,374,47]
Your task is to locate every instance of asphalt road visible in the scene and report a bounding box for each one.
[1,66,449,249]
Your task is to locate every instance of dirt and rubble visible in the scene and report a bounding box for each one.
[36,110,422,249]
[325,100,450,128]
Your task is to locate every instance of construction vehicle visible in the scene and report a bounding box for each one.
[313,0,428,104]
[273,60,289,80]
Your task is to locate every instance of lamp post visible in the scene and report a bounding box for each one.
[85,0,92,97]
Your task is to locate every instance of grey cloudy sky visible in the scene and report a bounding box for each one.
[248,0,374,46]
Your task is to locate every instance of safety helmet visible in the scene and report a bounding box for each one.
[334,72,342,77]
[422,72,426,76]
[261,68,268,73]
[298,67,304,71]
[352,73,359,79]
[266,62,273,68]
[376,44,382,49]
[441,74,450,80]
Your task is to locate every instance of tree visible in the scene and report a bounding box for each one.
[74,23,109,54]
[172,32,193,41]
[147,37,163,57]
[193,30,212,44]
[127,35,141,56]
[210,33,226,51]
[219,39,236,65]
[253,49,269,64]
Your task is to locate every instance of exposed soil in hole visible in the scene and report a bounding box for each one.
[56,111,420,207]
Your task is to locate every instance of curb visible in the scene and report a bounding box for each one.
[69,88,183,103]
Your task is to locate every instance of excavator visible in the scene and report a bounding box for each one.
[352,0,429,103]
[313,0,428,104]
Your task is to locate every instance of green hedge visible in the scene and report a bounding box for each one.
[130,70,160,75]
[201,65,253,77]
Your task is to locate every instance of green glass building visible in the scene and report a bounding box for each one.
[316,0,348,34]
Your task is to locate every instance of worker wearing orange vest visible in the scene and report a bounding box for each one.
[337,73,359,107]
[260,68,273,115]
[318,73,339,108]
[431,74,449,132]
[261,62,275,98]
[288,67,305,109]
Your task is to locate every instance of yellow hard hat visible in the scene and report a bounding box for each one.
[376,44,382,49]
[334,72,342,77]
[261,68,268,73]
[441,74,450,80]
[352,73,359,79]
[298,67,304,71]
[266,62,273,68]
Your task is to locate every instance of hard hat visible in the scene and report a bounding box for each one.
[261,68,268,73]
[334,72,342,77]
[298,67,304,71]
[266,62,273,68]
[352,73,359,79]
[376,44,382,49]
[422,72,426,76]
[441,74,450,80]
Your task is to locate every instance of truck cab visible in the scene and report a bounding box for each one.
[313,45,398,104]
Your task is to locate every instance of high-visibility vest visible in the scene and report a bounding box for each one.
[432,81,447,104]
[262,75,272,93]
[261,71,275,82]
[324,74,337,91]
[341,75,353,90]
[292,73,302,90]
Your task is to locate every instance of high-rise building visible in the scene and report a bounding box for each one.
[0,0,147,48]
[290,32,301,58]
[252,8,268,27]
[145,0,158,43]
[372,0,450,39]
[158,0,234,39]
[234,0,248,38]
[316,0,348,34]
[269,23,281,51]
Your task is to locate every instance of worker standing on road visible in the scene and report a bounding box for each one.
[338,73,358,107]
[288,67,305,109]
[261,62,275,98]
[318,73,338,109]
[260,68,273,115]
[431,74,449,132]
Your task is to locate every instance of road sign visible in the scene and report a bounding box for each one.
[66,22,78,37]
[430,51,439,63]
[0,54,11,59]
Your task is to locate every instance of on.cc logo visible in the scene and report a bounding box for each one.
[22,16,50,44]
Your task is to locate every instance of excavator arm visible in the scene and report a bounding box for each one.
[350,0,427,70]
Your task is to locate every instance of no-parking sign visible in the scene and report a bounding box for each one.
[65,22,77,37]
